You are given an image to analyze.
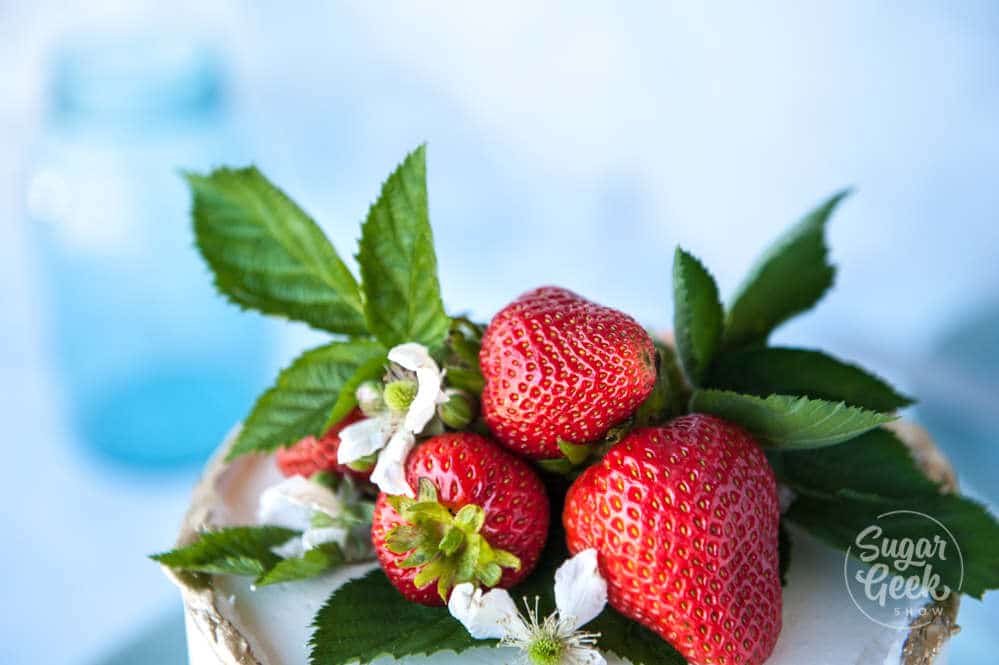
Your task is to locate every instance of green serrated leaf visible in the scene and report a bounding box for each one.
[324,354,388,431]
[724,190,850,349]
[256,543,345,587]
[708,347,913,412]
[309,569,495,665]
[151,526,297,577]
[769,428,939,498]
[228,340,386,459]
[672,248,723,385]
[357,145,450,349]
[187,167,367,334]
[309,528,687,665]
[690,389,895,449]
[787,491,999,599]
[775,428,999,598]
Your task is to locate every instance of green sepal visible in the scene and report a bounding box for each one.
[400,548,435,569]
[557,439,594,465]
[412,557,447,588]
[453,504,486,533]
[438,526,465,555]
[634,340,689,427]
[384,478,521,601]
[385,525,424,554]
[491,548,521,570]
[455,535,481,581]
[476,562,503,587]
[417,477,438,501]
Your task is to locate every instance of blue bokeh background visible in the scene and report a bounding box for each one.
[1,2,996,663]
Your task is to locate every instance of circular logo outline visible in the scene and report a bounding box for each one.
[843,509,963,630]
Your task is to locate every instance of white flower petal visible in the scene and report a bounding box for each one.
[302,526,348,550]
[554,549,608,630]
[336,416,390,464]
[387,342,437,372]
[388,343,445,433]
[272,536,306,560]
[447,583,520,640]
[261,475,344,519]
[257,476,338,530]
[568,646,607,665]
[370,429,417,497]
[405,365,444,433]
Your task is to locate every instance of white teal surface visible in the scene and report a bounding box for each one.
[0,2,997,664]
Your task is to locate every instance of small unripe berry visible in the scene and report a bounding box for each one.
[438,389,477,429]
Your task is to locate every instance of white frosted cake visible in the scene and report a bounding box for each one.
[167,423,958,665]
[156,150,992,665]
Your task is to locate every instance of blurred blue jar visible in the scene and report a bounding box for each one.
[28,33,274,467]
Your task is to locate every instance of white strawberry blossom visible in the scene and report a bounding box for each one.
[448,549,608,665]
[337,342,446,498]
[257,476,353,559]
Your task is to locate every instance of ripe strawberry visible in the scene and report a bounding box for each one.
[275,409,371,482]
[480,286,657,459]
[372,432,550,606]
[563,415,781,665]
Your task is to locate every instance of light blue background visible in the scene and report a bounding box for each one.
[1,2,996,663]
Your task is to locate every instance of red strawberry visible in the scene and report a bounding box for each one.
[372,432,550,606]
[480,286,657,459]
[563,415,781,665]
[275,409,372,482]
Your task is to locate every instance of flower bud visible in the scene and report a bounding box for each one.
[437,389,477,430]
[355,380,386,417]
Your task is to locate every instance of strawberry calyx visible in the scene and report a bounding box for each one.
[385,478,521,600]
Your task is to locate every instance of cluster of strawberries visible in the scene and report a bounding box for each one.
[277,286,781,665]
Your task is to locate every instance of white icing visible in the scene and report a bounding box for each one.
[182,450,947,665]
